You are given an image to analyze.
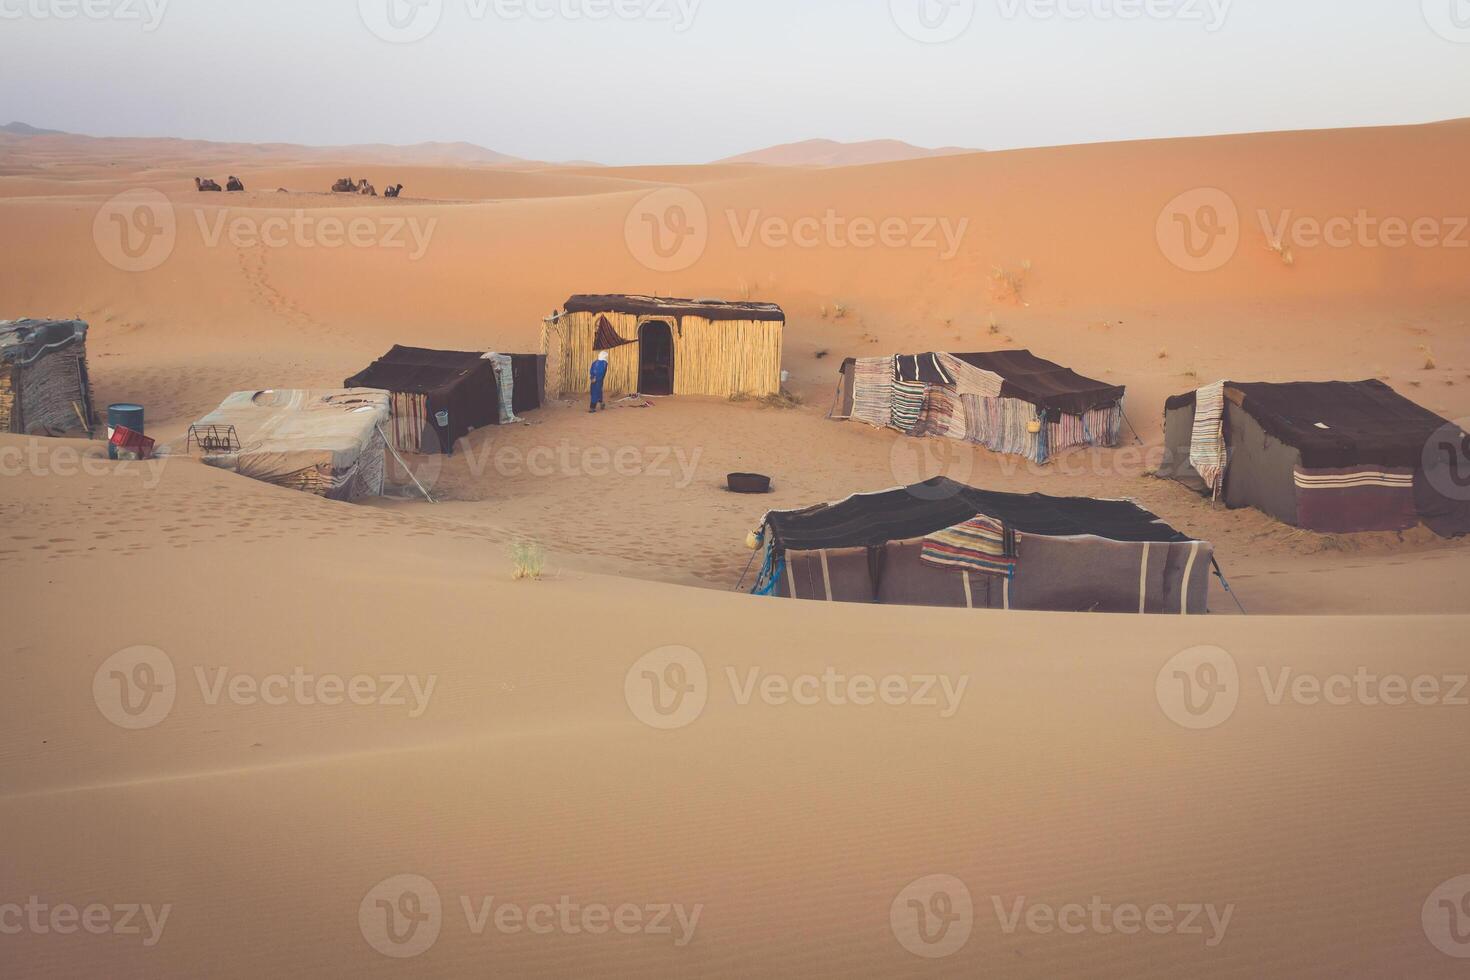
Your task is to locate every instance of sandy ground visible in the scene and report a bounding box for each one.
[2,122,1469,976]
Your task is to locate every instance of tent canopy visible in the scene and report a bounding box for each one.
[345,346,491,397]
[0,319,88,366]
[763,479,1197,552]
[952,350,1125,417]
[1166,379,1452,469]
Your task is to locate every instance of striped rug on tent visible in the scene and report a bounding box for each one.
[920,515,1020,578]
[850,357,894,428]
[890,380,928,433]
[1189,381,1229,495]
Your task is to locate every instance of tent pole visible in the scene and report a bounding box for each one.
[1211,557,1246,615]
[1120,406,1145,446]
[377,423,436,504]
[825,377,844,420]
[733,548,759,592]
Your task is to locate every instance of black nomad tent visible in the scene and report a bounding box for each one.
[345,347,504,454]
[0,319,95,436]
[833,350,1126,464]
[1160,380,1470,538]
[751,479,1213,614]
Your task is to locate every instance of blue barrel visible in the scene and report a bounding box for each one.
[108,403,145,460]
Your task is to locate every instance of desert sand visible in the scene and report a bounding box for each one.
[2,120,1469,976]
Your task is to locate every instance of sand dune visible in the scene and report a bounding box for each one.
[2,118,1469,976]
[718,138,981,167]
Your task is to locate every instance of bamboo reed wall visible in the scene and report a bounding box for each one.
[0,367,15,432]
[542,310,782,400]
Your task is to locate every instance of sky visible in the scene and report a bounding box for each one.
[2,0,1469,164]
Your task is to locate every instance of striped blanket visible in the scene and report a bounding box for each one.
[1189,381,1228,495]
[890,380,927,433]
[850,357,894,428]
[921,515,1020,578]
[483,353,520,423]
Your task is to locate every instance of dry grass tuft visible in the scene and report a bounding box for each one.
[510,540,545,581]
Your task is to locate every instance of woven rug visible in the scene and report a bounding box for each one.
[1189,382,1228,494]
[850,357,895,428]
[890,380,927,433]
[920,515,1020,578]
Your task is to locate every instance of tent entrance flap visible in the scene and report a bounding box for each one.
[639,320,675,396]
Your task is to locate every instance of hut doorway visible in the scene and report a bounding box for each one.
[638,320,675,395]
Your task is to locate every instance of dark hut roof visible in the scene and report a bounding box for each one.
[0,319,88,366]
[344,346,493,396]
[953,350,1125,417]
[1165,380,1455,469]
[763,479,1196,551]
[563,295,784,323]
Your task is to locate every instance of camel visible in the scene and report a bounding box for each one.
[331,177,360,193]
[384,184,404,199]
[226,176,245,192]
[194,177,223,192]
[359,181,377,197]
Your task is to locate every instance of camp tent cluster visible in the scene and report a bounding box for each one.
[833,350,1125,464]
[1161,380,1470,538]
[751,479,1213,614]
[344,346,544,455]
[192,389,392,500]
[542,295,785,400]
[0,319,95,437]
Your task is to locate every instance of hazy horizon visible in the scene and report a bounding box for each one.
[4,0,1470,165]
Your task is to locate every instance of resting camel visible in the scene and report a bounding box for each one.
[358,181,377,197]
[194,177,223,192]
[331,177,360,193]
[226,176,245,192]
[383,184,404,199]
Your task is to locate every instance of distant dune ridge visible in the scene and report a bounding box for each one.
[717,137,982,167]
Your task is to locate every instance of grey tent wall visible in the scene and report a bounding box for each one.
[1221,402,1303,526]
[1159,402,1207,491]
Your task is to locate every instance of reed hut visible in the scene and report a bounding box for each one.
[0,319,95,436]
[541,295,784,400]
